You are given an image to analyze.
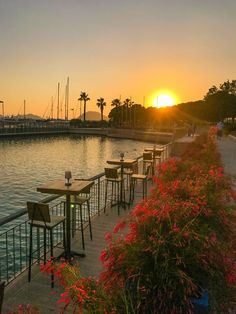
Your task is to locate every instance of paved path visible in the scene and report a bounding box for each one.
[216,135,236,179]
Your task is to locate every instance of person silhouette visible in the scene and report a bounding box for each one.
[216,121,224,140]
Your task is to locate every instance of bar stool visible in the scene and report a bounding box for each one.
[153,150,162,171]
[104,168,125,215]
[27,201,66,288]
[121,159,139,190]
[129,165,151,203]
[143,152,154,174]
[70,187,93,250]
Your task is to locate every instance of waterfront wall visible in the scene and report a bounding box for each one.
[0,127,69,137]
[69,127,181,144]
[0,125,187,145]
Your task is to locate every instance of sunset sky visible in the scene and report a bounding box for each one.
[0,0,235,118]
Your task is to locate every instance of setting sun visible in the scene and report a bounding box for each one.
[151,90,178,108]
[156,94,174,108]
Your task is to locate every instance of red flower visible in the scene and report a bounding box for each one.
[58,291,71,305]
[99,249,107,262]
[172,223,180,233]
[113,220,126,234]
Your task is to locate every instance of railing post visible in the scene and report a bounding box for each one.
[168,143,170,158]
[97,178,100,215]
[165,144,168,160]
[165,144,169,160]
[37,228,41,263]
[5,234,9,282]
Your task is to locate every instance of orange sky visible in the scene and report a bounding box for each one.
[0,0,235,118]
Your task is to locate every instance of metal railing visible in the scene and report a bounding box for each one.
[0,124,70,136]
[0,171,109,285]
[0,143,172,285]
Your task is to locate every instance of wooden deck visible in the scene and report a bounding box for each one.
[2,183,150,313]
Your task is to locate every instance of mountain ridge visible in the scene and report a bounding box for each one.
[77,111,108,121]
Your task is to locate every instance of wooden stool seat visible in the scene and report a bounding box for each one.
[30,215,65,229]
[131,173,146,180]
[104,168,125,215]
[69,192,93,250]
[129,165,151,202]
[71,195,90,205]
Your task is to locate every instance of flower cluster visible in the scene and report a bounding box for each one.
[7,304,40,314]
[40,259,112,313]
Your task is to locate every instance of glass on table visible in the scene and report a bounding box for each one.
[65,171,72,186]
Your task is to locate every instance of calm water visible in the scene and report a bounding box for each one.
[0,135,152,219]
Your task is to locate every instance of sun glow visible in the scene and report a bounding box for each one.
[151,90,178,108]
[156,94,174,108]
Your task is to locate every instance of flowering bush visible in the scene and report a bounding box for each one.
[39,128,235,313]
[99,130,236,313]
[7,304,40,314]
[40,260,113,313]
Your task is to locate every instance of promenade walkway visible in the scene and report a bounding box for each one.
[217,135,236,178]
[2,183,149,313]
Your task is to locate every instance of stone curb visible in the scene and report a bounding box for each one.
[228,134,236,142]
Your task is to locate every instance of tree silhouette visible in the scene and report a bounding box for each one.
[204,85,218,99]
[219,80,236,95]
[111,98,121,108]
[123,98,132,124]
[205,80,236,99]
[96,97,106,121]
[78,92,90,121]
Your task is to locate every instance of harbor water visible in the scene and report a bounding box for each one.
[0,134,152,219]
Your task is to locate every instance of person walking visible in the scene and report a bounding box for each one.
[216,121,224,140]
[192,123,197,137]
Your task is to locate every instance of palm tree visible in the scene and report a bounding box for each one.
[110,98,122,126]
[123,98,132,124]
[111,98,121,108]
[96,97,106,121]
[78,92,90,121]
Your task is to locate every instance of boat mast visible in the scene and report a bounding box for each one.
[64,77,69,120]
[57,82,60,120]
[51,97,54,119]
[64,84,67,120]
[23,100,26,120]
[66,77,69,120]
